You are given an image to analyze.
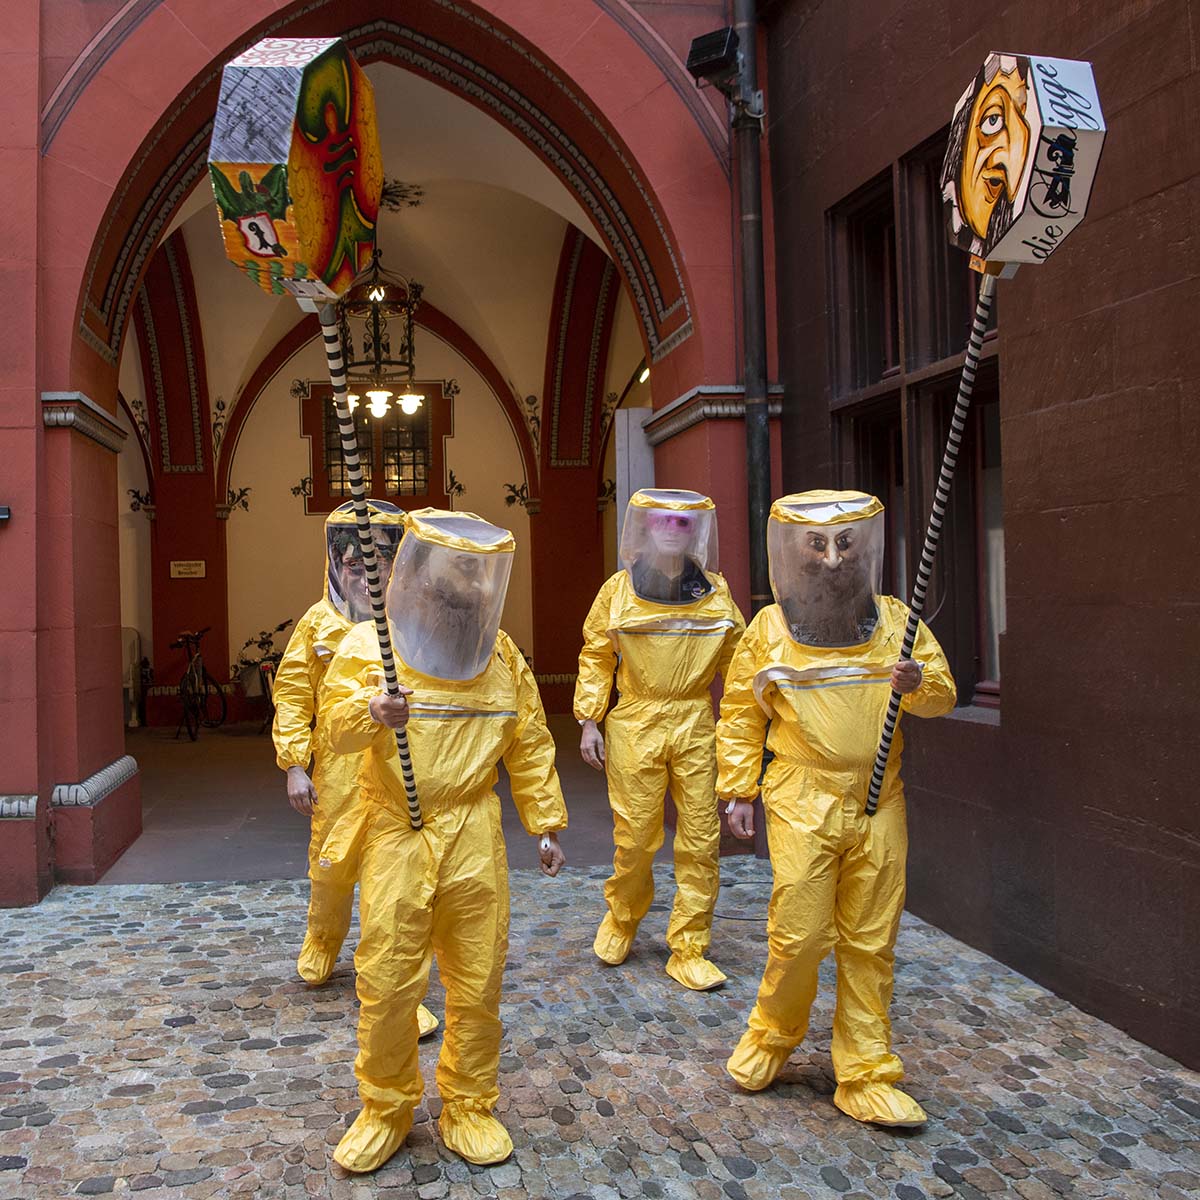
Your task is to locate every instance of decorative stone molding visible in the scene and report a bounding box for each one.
[0,795,37,820]
[51,755,139,808]
[41,392,127,454]
[147,684,237,697]
[641,385,784,447]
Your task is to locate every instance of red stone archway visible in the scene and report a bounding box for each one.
[46,0,736,412]
[6,0,745,904]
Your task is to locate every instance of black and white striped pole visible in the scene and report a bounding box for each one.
[318,305,423,831]
[208,37,422,830]
[864,273,995,817]
[865,52,1105,815]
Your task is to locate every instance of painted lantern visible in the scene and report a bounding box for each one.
[941,54,1105,269]
[208,37,383,301]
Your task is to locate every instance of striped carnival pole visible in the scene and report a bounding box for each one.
[317,305,423,831]
[864,271,996,817]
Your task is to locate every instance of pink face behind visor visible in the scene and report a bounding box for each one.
[646,512,696,532]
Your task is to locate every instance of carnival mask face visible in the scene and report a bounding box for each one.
[334,538,397,621]
[646,512,696,559]
[424,551,489,612]
[961,66,1031,241]
[796,525,872,602]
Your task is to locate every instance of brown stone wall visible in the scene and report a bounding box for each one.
[762,0,1200,1067]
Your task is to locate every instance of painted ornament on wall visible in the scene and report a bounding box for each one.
[208,37,384,300]
[941,53,1105,270]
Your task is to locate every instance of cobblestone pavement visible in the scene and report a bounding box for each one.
[1,860,1197,1200]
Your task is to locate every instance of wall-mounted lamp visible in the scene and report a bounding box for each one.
[685,27,741,93]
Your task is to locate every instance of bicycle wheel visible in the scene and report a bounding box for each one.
[180,680,200,742]
[199,669,228,728]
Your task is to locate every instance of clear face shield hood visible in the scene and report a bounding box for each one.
[619,488,718,604]
[325,501,407,622]
[768,491,886,647]
[387,509,515,681]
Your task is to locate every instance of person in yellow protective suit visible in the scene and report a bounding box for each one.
[718,491,956,1127]
[576,489,744,992]
[318,509,568,1174]
[270,501,438,1038]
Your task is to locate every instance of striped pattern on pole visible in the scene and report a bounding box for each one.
[864,271,997,817]
[318,305,423,831]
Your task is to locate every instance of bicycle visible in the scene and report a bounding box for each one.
[232,619,293,735]
[170,627,227,741]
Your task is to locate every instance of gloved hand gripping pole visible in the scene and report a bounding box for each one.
[864,270,996,816]
[318,304,423,831]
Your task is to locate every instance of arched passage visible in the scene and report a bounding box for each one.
[51,0,736,407]
[6,0,749,903]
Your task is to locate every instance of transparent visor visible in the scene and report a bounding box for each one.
[620,497,717,605]
[768,511,885,646]
[326,522,404,622]
[387,519,514,680]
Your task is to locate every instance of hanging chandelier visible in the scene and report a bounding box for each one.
[336,249,425,418]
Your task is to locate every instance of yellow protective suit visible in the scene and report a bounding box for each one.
[575,570,744,988]
[717,596,955,1118]
[319,624,567,1171]
[270,516,438,1037]
[272,598,363,979]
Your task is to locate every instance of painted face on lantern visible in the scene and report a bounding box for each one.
[646,512,696,559]
[961,66,1031,241]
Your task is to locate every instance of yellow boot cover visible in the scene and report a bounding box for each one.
[296,931,340,985]
[333,1102,413,1174]
[417,1004,439,1039]
[726,1027,795,1091]
[834,1081,927,1127]
[439,1101,514,1165]
[665,952,727,991]
[593,912,634,965]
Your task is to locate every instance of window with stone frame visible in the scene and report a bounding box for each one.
[323,404,373,496]
[829,130,1005,705]
[298,381,452,515]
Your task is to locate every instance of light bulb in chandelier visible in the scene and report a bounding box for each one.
[398,391,424,416]
[366,389,392,418]
[346,393,360,412]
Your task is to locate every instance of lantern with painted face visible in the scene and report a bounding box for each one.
[941,53,1105,269]
[208,37,384,300]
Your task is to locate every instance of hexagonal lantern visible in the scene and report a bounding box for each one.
[208,37,383,301]
[942,53,1105,270]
